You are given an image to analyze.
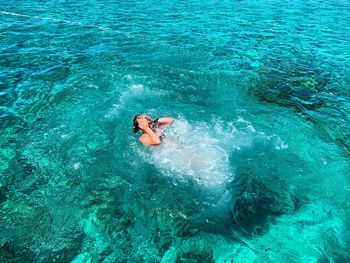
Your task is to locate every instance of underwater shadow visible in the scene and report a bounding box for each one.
[249,57,350,155]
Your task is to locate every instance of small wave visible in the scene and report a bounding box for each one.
[104,83,166,118]
[0,10,109,31]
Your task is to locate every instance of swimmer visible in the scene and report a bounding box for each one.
[133,114,174,145]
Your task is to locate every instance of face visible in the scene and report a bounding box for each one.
[136,114,152,126]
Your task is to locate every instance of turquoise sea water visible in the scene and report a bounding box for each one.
[1,0,350,262]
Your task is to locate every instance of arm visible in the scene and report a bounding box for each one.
[154,117,174,125]
[139,127,161,145]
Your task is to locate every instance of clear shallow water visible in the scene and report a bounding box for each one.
[0,0,350,262]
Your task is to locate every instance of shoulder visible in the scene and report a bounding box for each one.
[139,135,152,145]
[139,134,161,146]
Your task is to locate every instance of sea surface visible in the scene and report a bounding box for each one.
[0,0,350,262]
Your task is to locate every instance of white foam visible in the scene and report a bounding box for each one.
[136,117,288,188]
[232,117,288,150]
[73,162,81,170]
[139,118,233,188]
[105,83,168,118]
[104,84,146,118]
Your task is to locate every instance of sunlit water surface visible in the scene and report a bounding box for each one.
[0,0,350,262]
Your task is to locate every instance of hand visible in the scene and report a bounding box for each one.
[145,116,153,123]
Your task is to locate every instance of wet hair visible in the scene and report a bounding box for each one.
[133,114,142,133]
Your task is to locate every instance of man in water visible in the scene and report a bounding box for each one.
[133,114,174,145]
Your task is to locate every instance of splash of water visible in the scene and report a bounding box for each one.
[136,117,289,189]
[151,119,231,187]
